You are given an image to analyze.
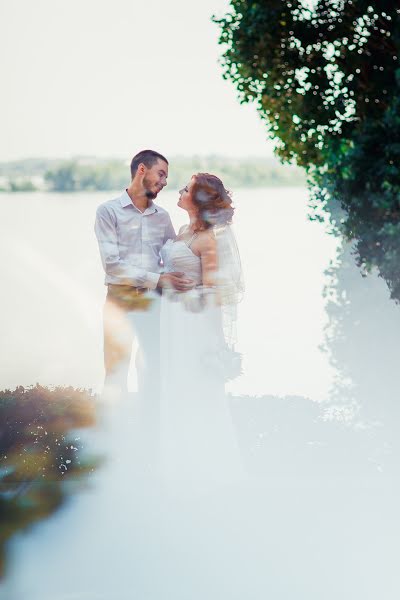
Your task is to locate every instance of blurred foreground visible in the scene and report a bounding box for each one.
[0,387,399,600]
[0,189,399,598]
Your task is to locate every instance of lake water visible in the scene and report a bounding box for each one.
[1,188,400,600]
[0,187,338,399]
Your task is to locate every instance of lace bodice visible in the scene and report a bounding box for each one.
[161,238,202,285]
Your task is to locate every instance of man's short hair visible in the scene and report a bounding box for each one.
[130,150,168,178]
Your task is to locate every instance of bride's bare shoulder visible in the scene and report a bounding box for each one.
[196,229,217,252]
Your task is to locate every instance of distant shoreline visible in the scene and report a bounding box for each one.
[0,183,307,194]
[0,156,306,193]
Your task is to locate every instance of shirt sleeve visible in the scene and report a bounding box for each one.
[94,206,160,288]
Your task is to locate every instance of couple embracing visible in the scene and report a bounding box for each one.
[94,149,244,485]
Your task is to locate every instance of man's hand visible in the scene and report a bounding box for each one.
[158,272,195,292]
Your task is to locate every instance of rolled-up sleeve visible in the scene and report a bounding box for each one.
[94,206,160,288]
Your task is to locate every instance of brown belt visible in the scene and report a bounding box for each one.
[106,284,152,310]
[107,284,149,295]
[107,283,149,294]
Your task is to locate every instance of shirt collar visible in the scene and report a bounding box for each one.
[120,190,158,214]
[120,190,133,208]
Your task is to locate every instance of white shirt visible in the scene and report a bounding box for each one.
[94,190,176,288]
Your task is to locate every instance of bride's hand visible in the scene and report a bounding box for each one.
[158,272,195,291]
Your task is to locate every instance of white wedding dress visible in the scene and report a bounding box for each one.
[160,234,243,491]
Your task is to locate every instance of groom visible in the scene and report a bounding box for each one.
[95,149,191,472]
[95,149,191,394]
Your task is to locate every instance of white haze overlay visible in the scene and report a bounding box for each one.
[1,188,400,600]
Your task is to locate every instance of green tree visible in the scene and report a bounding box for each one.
[9,179,37,192]
[215,1,400,298]
[45,162,79,192]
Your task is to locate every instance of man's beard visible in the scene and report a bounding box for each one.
[143,176,157,200]
[145,189,157,200]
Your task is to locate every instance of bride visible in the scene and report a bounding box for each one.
[160,173,244,490]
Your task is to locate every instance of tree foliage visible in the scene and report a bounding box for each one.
[215,0,398,165]
[215,1,400,298]
[0,385,98,576]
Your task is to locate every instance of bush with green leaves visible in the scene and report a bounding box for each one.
[0,385,98,577]
[215,1,400,298]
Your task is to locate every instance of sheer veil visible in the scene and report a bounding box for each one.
[213,223,245,375]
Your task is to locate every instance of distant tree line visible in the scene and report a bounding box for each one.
[45,160,127,192]
[0,156,305,192]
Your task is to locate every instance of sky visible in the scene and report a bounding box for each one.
[1,0,276,161]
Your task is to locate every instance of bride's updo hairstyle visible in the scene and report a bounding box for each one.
[191,173,234,231]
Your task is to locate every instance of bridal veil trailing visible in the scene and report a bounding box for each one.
[160,218,245,492]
